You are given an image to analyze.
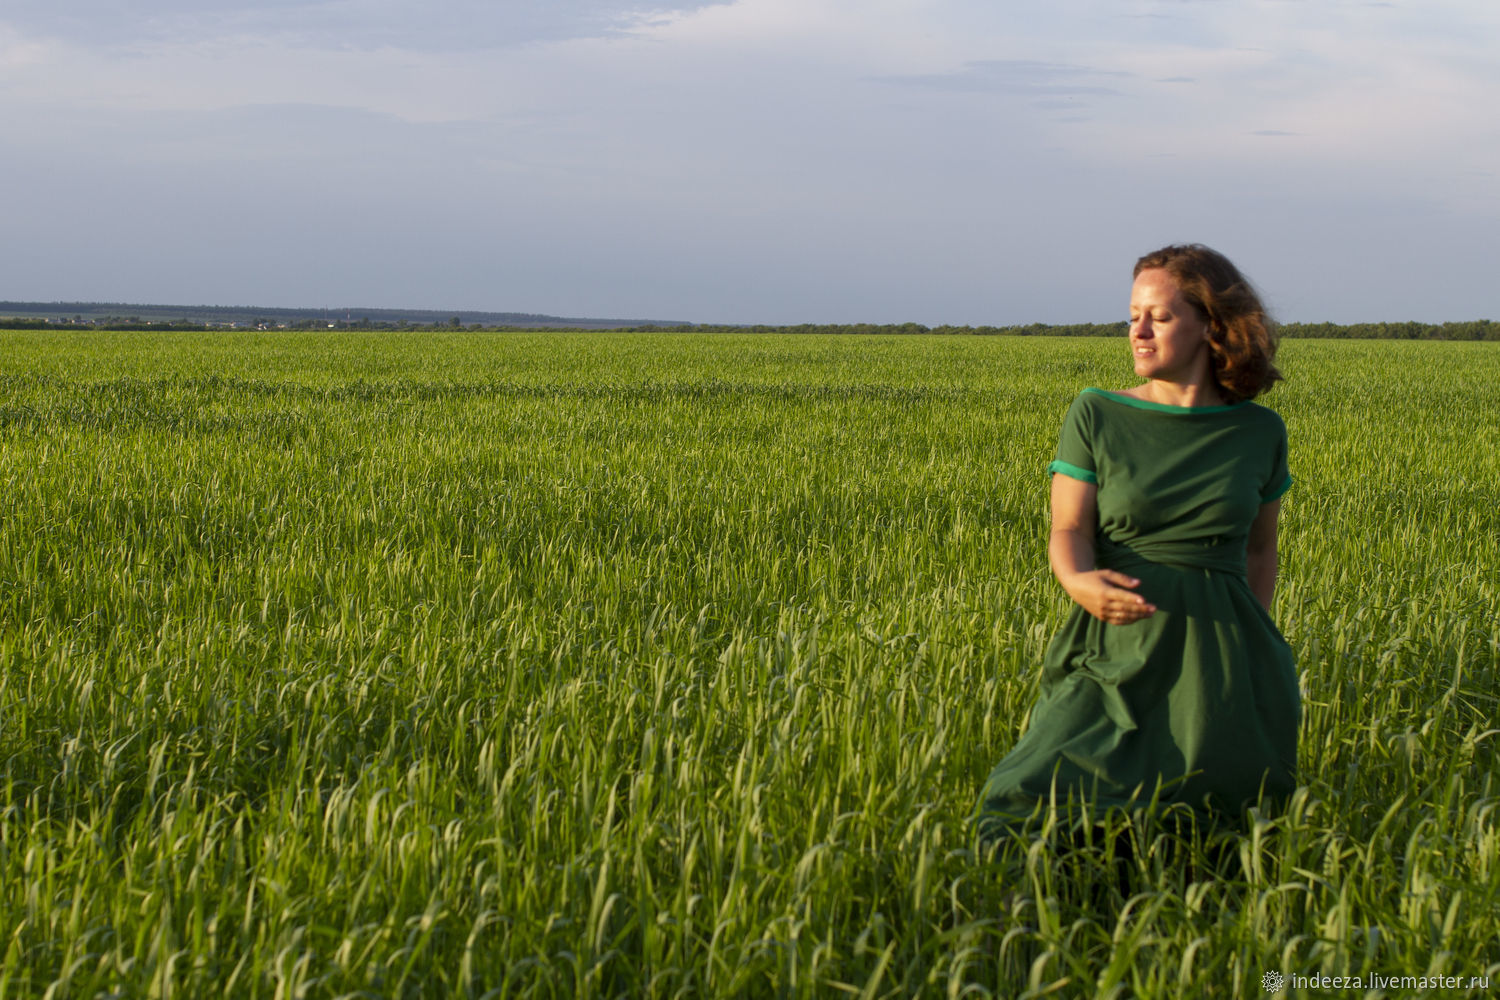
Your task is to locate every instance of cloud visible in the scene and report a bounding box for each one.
[873,58,1128,99]
[0,0,734,51]
[3,0,1500,323]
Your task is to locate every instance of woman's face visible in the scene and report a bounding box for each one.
[1129,268,1212,383]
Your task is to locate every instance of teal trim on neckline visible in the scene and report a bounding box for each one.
[1048,460,1098,484]
[1084,386,1247,414]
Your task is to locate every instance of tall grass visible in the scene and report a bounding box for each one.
[1,331,1496,997]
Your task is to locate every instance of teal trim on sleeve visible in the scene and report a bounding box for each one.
[1261,474,1292,502]
[1048,460,1098,484]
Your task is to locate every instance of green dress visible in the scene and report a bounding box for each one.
[976,388,1299,836]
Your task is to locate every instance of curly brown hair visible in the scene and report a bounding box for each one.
[1133,244,1283,401]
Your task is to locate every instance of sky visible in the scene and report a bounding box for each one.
[2,0,1497,325]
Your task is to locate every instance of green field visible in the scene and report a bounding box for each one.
[2,331,1497,997]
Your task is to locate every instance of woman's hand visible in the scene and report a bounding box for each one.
[1058,569,1157,625]
[1048,474,1157,625]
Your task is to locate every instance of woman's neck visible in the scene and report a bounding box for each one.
[1133,378,1225,408]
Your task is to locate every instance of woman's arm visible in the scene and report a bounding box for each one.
[1049,474,1156,625]
[1246,499,1281,611]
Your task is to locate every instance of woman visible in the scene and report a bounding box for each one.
[975,244,1299,842]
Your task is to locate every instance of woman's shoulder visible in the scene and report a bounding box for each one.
[1072,387,1123,407]
[1076,386,1287,427]
[1236,398,1289,431]
[1074,386,1239,415]
[1059,387,1112,422]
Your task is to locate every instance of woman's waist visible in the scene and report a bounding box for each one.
[1096,535,1248,575]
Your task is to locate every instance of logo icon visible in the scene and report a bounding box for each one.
[1261,970,1285,993]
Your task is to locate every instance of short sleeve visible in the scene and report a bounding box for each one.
[1047,394,1098,484]
[1260,414,1292,502]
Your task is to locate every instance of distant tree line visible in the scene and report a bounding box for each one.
[1277,320,1500,340]
[623,322,1133,336]
[0,301,676,329]
[4,314,1498,339]
[626,320,1500,340]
